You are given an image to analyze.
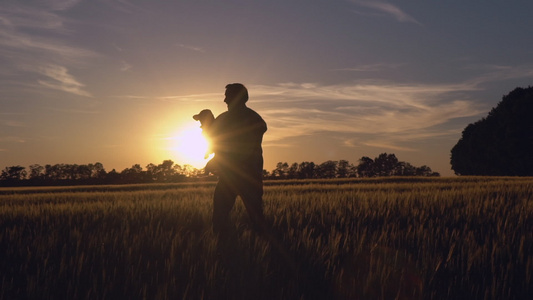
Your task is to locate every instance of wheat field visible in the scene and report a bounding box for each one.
[1,177,532,299]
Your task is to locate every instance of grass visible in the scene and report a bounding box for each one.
[1,177,532,299]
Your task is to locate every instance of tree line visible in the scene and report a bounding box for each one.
[1,153,438,187]
[267,153,439,179]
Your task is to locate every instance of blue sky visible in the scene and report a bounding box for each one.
[2,0,533,176]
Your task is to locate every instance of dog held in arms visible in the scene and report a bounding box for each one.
[193,109,218,174]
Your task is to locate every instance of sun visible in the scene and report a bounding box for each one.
[168,122,213,169]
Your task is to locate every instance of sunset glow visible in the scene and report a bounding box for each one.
[167,123,212,169]
[2,1,533,176]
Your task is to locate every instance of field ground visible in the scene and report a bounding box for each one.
[1,177,532,299]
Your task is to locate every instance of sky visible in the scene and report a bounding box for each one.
[2,0,533,177]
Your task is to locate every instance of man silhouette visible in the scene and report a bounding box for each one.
[196,90,300,281]
[208,83,267,240]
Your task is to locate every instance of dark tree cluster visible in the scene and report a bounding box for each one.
[451,86,533,176]
[266,153,439,179]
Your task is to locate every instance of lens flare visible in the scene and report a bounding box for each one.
[168,123,212,169]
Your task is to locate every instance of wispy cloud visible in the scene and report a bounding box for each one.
[349,0,421,25]
[141,80,483,151]
[120,61,132,72]
[177,43,206,53]
[48,107,100,114]
[42,0,83,11]
[112,93,221,103]
[37,64,92,97]
[333,63,405,72]
[98,0,146,14]
[0,136,26,144]
[464,64,533,86]
[2,120,26,127]
[247,81,484,150]
[110,64,533,153]
[360,141,417,152]
[0,3,95,96]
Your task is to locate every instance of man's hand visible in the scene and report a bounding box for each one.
[204,158,219,175]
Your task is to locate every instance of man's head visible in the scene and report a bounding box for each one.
[224,83,248,110]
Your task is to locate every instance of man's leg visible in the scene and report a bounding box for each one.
[238,175,266,234]
[213,177,237,239]
[239,175,301,279]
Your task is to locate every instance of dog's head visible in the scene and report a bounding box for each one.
[193,109,215,127]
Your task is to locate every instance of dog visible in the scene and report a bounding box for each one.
[193,109,215,158]
[193,109,219,174]
[193,109,215,133]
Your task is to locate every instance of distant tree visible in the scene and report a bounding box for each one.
[451,86,533,175]
[357,156,375,177]
[64,164,77,180]
[29,164,45,180]
[415,165,440,177]
[106,169,121,183]
[155,160,176,182]
[76,164,92,180]
[273,162,289,179]
[355,153,439,178]
[89,162,107,179]
[287,163,299,179]
[173,164,183,174]
[395,162,416,176]
[121,164,146,183]
[44,164,60,180]
[318,160,338,179]
[337,160,352,178]
[374,153,400,176]
[297,162,316,179]
[145,163,157,181]
[181,164,199,177]
[1,166,27,181]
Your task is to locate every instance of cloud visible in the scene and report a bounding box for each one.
[37,64,92,97]
[246,81,484,149]
[333,63,405,72]
[0,5,66,30]
[0,29,95,62]
[2,120,26,127]
[48,107,100,114]
[115,80,485,153]
[177,43,206,53]
[98,0,145,14]
[120,61,132,72]
[0,136,26,143]
[349,0,421,25]
[109,64,533,153]
[0,4,95,96]
[0,5,95,58]
[42,0,83,11]
[360,141,417,152]
[465,64,533,86]
[112,92,221,103]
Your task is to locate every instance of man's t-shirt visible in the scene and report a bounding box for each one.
[211,106,267,175]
